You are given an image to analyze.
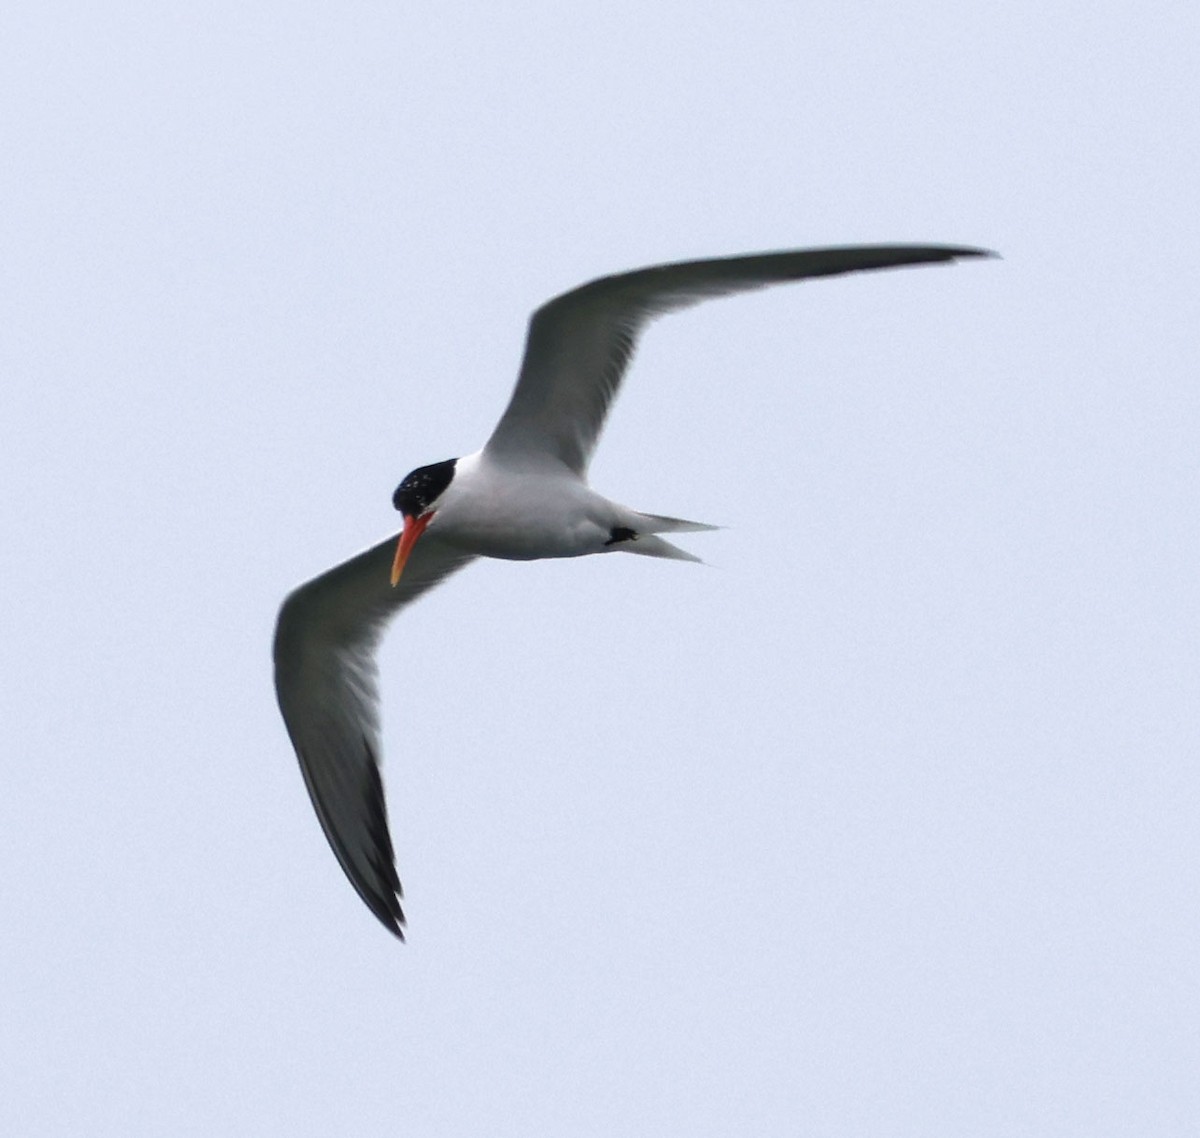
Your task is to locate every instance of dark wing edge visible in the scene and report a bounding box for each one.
[273,533,476,938]
[484,244,997,473]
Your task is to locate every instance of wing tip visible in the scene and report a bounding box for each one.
[951,245,1001,261]
[359,735,407,940]
[366,891,408,941]
[877,243,999,265]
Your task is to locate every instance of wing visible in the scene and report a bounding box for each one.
[484,244,995,474]
[273,532,476,938]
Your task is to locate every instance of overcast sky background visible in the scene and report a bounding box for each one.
[3,2,1198,1135]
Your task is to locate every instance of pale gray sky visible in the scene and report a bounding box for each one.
[3,2,1198,1135]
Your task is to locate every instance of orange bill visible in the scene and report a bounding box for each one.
[390,512,433,586]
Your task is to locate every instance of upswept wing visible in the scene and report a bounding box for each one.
[484,244,993,474]
[273,534,476,937]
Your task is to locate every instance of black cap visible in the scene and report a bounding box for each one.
[393,458,457,516]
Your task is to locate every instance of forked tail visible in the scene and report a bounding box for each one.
[613,510,720,563]
[635,511,720,535]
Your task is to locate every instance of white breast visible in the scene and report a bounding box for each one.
[427,450,616,560]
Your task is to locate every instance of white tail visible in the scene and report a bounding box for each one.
[622,534,703,562]
[610,510,719,562]
[633,511,720,535]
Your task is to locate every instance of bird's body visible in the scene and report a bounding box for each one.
[274,243,995,937]
[426,450,712,561]
[429,451,619,559]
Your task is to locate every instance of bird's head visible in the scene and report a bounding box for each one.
[390,458,457,586]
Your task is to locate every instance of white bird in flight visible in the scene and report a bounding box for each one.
[274,243,994,937]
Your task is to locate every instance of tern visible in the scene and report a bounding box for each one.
[274,243,994,937]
